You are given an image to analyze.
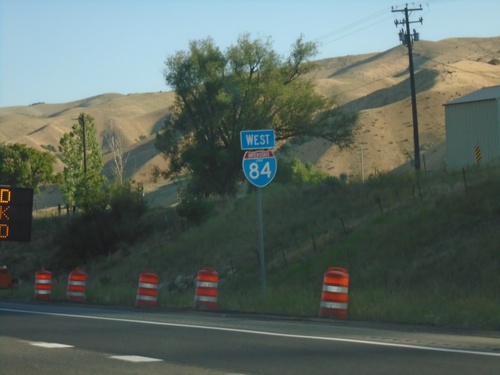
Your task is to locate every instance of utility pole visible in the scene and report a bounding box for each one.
[392,4,423,171]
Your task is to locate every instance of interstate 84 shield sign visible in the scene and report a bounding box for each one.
[242,150,277,188]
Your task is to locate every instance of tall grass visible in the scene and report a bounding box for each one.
[1,166,499,330]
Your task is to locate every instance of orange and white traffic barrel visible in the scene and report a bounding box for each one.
[34,269,52,301]
[135,270,158,307]
[319,267,349,319]
[67,268,86,302]
[193,267,218,311]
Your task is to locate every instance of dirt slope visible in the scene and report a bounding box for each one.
[1,37,499,207]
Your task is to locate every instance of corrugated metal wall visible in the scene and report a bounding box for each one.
[445,99,500,171]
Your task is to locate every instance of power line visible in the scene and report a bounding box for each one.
[318,16,395,47]
[314,8,389,43]
[312,0,456,48]
[335,70,400,97]
[413,52,500,79]
[328,42,499,104]
[311,6,407,54]
[278,8,395,59]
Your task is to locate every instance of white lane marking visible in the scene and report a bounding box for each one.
[110,355,162,362]
[2,307,498,357]
[28,341,74,348]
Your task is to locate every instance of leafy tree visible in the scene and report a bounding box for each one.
[155,34,358,197]
[175,192,214,225]
[275,158,328,185]
[58,113,107,211]
[52,180,149,270]
[107,179,147,220]
[0,143,57,191]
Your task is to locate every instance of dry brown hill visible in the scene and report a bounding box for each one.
[301,37,500,176]
[1,37,499,207]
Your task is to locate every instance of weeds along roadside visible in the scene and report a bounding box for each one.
[1,165,499,330]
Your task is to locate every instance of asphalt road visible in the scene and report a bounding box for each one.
[1,301,499,374]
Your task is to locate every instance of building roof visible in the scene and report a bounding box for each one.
[445,85,500,106]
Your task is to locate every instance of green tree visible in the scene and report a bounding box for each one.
[155,34,358,197]
[58,113,107,211]
[276,158,329,185]
[0,143,57,191]
[53,179,148,270]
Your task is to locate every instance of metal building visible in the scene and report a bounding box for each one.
[444,85,500,171]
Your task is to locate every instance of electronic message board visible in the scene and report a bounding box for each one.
[0,187,34,242]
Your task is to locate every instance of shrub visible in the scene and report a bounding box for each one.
[52,180,149,271]
[274,158,328,185]
[176,193,214,225]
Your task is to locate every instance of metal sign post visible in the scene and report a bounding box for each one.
[240,130,276,294]
[256,187,265,293]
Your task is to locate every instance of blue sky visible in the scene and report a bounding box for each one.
[1,0,499,107]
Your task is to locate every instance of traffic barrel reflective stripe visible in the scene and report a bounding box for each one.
[135,270,158,307]
[319,267,349,319]
[34,269,52,301]
[67,268,86,302]
[193,268,218,311]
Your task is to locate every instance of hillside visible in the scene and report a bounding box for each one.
[1,38,500,330]
[1,37,500,208]
[2,154,499,330]
[301,37,500,176]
